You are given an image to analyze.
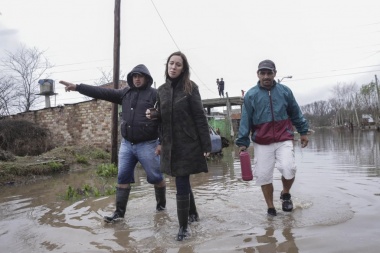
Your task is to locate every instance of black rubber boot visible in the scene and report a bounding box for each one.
[280,192,293,212]
[103,187,131,223]
[176,194,190,241]
[154,186,166,211]
[189,190,199,223]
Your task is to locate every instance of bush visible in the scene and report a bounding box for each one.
[0,149,15,161]
[0,119,53,156]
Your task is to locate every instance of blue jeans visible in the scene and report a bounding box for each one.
[118,138,163,185]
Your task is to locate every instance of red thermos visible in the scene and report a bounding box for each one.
[240,151,253,181]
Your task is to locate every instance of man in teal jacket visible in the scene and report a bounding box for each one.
[236,59,309,216]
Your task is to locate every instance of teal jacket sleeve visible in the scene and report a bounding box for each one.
[287,89,309,135]
[235,98,253,148]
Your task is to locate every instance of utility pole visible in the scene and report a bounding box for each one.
[111,0,121,164]
[352,94,360,127]
[375,75,380,127]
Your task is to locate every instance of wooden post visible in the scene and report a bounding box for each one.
[111,0,121,165]
[352,94,360,127]
[375,75,380,127]
[225,92,234,140]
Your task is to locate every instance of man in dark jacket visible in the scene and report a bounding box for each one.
[60,64,166,223]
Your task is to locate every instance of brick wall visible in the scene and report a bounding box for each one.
[8,99,115,150]
[5,81,128,150]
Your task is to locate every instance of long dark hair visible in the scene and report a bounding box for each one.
[165,51,193,94]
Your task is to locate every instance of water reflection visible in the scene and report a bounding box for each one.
[1,129,380,252]
[309,128,380,176]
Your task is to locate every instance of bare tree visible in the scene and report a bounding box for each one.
[94,68,127,86]
[301,100,334,127]
[329,82,358,126]
[1,45,53,112]
[357,81,379,125]
[0,76,17,116]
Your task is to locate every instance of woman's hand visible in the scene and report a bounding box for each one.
[155,145,161,155]
[146,108,159,120]
[146,109,152,119]
[59,80,77,92]
[204,152,210,157]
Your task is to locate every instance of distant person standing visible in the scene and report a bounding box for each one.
[218,78,225,98]
[235,59,309,216]
[216,78,220,95]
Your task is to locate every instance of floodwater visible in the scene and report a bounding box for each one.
[1,128,380,253]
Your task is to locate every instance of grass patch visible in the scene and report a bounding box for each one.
[75,154,88,164]
[91,150,110,160]
[96,163,118,178]
[63,183,117,201]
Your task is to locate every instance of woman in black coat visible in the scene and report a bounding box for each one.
[147,51,211,241]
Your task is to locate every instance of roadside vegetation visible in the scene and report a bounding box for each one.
[62,163,118,201]
[0,144,114,185]
[0,119,115,183]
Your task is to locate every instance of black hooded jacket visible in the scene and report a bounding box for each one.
[76,64,158,143]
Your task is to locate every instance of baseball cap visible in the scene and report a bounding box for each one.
[258,60,276,71]
[131,71,144,76]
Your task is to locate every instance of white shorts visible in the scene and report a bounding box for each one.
[252,140,296,186]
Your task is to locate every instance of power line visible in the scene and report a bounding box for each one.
[150,0,181,51]
[149,0,214,94]
[289,69,380,82]
[299,64,380,76]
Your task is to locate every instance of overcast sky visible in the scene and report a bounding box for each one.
[1,0,380,109]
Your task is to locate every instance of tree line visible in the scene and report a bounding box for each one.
[301,81,380,128]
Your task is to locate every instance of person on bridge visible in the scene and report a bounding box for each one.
[218,78,225,98]
[146,51,211,241]
[59,64,166,223]
[235,59,309,216]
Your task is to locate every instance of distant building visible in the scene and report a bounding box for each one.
[362,114,374,125]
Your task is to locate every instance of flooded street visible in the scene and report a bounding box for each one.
[1,128,380,253]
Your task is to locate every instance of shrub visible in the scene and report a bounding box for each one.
[0,119,53,156]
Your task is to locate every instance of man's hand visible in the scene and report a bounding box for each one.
[59,80,77,92]
[300,135,309,148]
[238,146,247,153]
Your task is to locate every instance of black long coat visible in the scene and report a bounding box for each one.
[157,79,211,177]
